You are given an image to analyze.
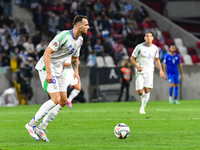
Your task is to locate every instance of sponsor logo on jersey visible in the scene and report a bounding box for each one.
[53,42,58,47]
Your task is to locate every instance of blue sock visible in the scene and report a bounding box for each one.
[169,87,173,97]
[174,86,179,100]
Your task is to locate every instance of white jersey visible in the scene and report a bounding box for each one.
[35,30,83,76]
[132,42,159,73]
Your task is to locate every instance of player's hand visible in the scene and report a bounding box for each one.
[164,74,167,80]
[160,71,164,78]
[46,73,53,83]
[73,72,80,85]
[181,74,184,79]
[137,67,142,72]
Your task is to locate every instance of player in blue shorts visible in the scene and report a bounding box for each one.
[163,45,184,104]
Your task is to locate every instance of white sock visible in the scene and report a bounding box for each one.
[68,89,80,102]
[38,104,62,130]
[141,92,150,110]
[29,100,56,126]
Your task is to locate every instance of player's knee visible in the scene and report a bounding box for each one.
[51,95,61,104]
[137,90,143,95]
[144,88,150,93]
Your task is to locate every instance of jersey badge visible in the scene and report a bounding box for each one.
[53,42,58,48]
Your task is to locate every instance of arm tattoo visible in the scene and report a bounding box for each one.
[72,60,78,70]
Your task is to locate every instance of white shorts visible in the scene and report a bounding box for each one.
[63,68,81,87]
[38,70,67,93]
[135,71,154,90]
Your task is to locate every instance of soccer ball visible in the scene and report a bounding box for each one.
[114,123,130,139]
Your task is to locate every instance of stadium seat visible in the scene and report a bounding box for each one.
[191,55,200,64]
[182,54,193,65]
[152,39,159,46]
[96,56,106,67]
[162,31,170,40]
[180,55,184,63]
[197,41,200,49]
[165,38,174,47]
[177,46,188,55]
[174,38,184,47]
[127,47,134,56]
[104,56,116,67]
[187,47,197,55]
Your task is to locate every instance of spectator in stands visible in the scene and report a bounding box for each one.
[33,4,46,33]
[10,47,22,71]
[139,6,149,19]
[113,41,125,54]
[57,10,71,31]
[30,0,39,13]
[36,39,46,60]
[93,15,103,37]
[23,37,36,60]
[1,29,12,50]
[70,0,79,14]
[57,1,65,15]
[120,55,132,68]
[32,30,41,47]
[117,62,132,102]
[110,0,121,15]
[102,15,111,35]
[121,0,132,17]
[1,51,10,67]
[17,63,33,105]
[134,9,143,24]
[103,37,113,56]
[81,38,93,61]
[48,12,59,36]
[93,0,103,16]
[19,22,29,38]
[124,29,139,48]
[0,39,5,55]
[87,50,96,67]
[16,39,26,52]
[5,14,14,28]
[126,10,138,30]
[94,38,104,56]
[7,41,15,56]
[114,45,123,66]
[2,0,12,18]
[64,0,72,13]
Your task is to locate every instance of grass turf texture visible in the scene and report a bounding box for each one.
[0,100,200,150]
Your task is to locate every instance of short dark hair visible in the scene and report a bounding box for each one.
[146,31,154,37]
[73,15,88,26]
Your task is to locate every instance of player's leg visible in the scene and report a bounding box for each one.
[67,84,81,108]
[36,75,67,141]
[136,73,145,114]
[140,72,153,114]
[167,74,175,104]
[67,76,81,108]
[25,70,59,141]
[174,74,180,104]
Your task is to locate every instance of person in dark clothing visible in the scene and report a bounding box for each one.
[17,63,33,104]
[117,62,132,101]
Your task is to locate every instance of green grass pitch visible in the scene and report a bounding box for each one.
[1,100,200,150]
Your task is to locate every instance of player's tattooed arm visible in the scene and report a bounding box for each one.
[72,59,78,70]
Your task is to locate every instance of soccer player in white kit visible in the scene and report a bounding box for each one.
[25,15,90,141]
[130,31,164,114]
[63,57,81,108]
